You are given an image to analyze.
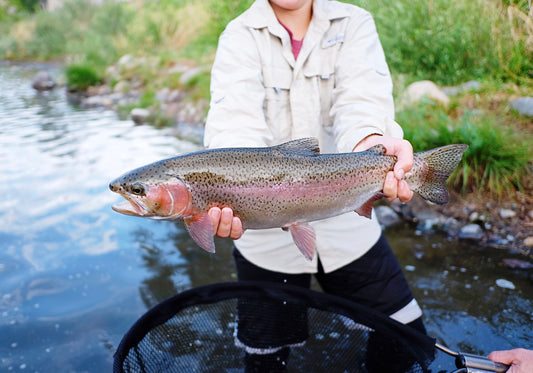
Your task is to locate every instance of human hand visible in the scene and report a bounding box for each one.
[353,135,414,203]
[208,206,244,240]
[488,348,533,373]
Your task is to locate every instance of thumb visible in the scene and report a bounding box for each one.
[389,140,413,180]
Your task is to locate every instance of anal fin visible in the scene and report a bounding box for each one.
[287,222,316,261]
[355,193,385,219]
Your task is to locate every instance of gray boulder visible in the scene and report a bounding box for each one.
[31,71,56,91]
[510,97,533,117]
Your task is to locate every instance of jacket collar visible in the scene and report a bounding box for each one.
[243,0,351,31]
[242,0,350,68]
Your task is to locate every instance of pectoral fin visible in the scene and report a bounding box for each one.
[184,213,216,253]
[287,222,316,261]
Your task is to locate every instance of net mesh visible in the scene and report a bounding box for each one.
[114,282,436,373]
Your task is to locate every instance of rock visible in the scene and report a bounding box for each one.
[130,108,150,125]
[500,258,533,270]
[375,205,402,227]
[84,95,113,108]
[163,102,180,119]
[117,54,135,69]
[113,81,131,94]
[442,81,482,97]
[404,80,450,106]
[495,279,515,290]
[499,208,516,219]
[179,66,207,87]
[167,89,182,102]
[510,97,533,117]
[156,88,170,102]
[458,224,484,241]
[31,71,56,91]
[416,215,445,234]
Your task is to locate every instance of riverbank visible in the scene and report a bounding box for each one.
[25,59,533,261]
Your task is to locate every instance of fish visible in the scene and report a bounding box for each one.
[109,138,468,261]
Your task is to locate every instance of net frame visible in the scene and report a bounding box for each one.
[114,281,436,372]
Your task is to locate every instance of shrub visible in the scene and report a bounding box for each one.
[65,64,102,90]
[398,102,532,195]
[353,0,532,84]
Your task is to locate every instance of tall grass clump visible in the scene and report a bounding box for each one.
[353,0,533,85]
[397,103,532,196]
[65,64,102,90]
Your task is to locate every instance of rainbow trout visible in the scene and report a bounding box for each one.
[109,138,467,260]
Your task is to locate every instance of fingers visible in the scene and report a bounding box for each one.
[208,207,221,235]
[382,171,397,200]
[397,179,414,203]
[230,216,243,240]
[488,350,514,365]
[354,135,414,203]
[383,172,414,203]
[489,348,533,366]
[391,139,413,180]
[208,207,244,240]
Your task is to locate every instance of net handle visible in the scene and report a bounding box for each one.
[435,343,509,373]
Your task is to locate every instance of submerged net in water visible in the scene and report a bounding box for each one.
[114,282,436,372]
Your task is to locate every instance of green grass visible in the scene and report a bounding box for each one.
[65,64,102,90]
[397,101,532,196]
[353,0,533,85]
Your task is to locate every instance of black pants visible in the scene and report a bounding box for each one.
[233,234,426,372]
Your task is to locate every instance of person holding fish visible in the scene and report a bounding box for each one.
[109,0,469,369]
[204,0,427,370]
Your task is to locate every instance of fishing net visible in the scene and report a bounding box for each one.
[113,282,436,373]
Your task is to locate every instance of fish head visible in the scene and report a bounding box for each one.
[109,162,192,220]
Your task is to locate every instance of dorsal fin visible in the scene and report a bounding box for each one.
[365,144,387,156]
[274,138,320,156]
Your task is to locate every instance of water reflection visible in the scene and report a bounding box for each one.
[0,64,201,372]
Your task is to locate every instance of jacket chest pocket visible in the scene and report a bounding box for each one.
[302,64,335,131]
[262,67,293,142]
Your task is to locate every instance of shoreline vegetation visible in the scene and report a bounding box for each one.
[1,0,532,258]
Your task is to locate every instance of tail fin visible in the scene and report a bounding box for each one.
[413,144,468,204]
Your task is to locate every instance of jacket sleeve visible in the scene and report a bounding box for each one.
[330,10,404,153]
[204,24,273,149]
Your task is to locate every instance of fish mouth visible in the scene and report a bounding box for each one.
[112,195,152,217]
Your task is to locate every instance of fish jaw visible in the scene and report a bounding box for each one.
[112,196,151,217]
[109,178,193,220]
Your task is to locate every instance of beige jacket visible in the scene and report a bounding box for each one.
[204,0,404,274]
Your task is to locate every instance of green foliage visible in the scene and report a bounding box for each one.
[27,11,68,58]
[352,0,532,84]
[139,90,156,108]
[398,103,532,195]
[65,64,102,90]
[7,0,40,12]
[182,0,254,60]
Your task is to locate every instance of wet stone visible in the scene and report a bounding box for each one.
[458,224,484,241]
[375,205,402,227]
[499,208,516,219]
[130,108,150,125]
[31,71,56,91]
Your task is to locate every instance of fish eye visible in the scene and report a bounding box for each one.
[130,183,145,196]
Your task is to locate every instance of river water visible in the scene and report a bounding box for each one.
[0,64,531,372]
